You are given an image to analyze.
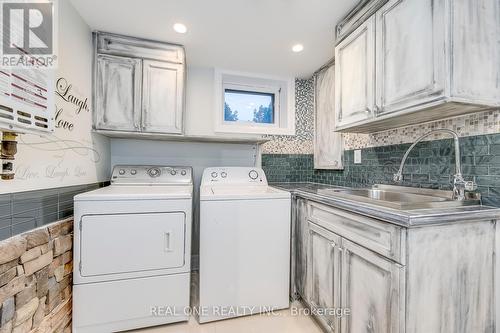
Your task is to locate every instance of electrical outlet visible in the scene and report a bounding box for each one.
[354,150,362,164]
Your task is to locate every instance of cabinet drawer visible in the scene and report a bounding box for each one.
[306,201,405,264]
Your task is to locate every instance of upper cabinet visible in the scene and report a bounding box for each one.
[335,0,500,133]
[141,60,184,134]
[95,54,142,132]
[93,32,185,136]
[314,62,344,170]
[335,16,376,128]
[375,0,446,115]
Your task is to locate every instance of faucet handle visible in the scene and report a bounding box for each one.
[464,181,477,192]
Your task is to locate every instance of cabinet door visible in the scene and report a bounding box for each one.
[335,16,375,128]
[95,54,142,131]
[376,0,445,115]
[314,64,344,170]
[142,60,184,134]
[307,222,342,332]
[341,239,404,333]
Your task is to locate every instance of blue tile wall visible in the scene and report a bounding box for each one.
[0,182,108,241]
[262,133,500,207]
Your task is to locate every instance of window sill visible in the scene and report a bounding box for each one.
[214,124,296,136]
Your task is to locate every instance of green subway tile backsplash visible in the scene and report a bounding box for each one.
[262,132,500,207]
[0,182,109,242]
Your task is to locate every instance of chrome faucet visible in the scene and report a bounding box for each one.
[393,129,477,201]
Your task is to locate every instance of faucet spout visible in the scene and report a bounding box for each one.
[393,129,477,200]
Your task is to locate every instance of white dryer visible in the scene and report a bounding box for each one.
[73,165,193,333]
[198,167,291,323]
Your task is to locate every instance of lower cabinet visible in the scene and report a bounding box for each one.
[341,239,404,333]
[302,221,403,333]
[294,197,495,333]
[307,222,342,332]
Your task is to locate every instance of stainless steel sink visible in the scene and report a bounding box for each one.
[317,184,481,210]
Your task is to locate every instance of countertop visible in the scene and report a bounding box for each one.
[271,182,500,227]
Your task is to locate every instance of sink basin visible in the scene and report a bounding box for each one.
[317,184,480,210]
[337,188,448,202]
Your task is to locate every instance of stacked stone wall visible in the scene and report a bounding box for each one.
[0,219,73,333]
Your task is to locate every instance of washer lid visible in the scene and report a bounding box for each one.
[75,185,193,201]
[200,185,290,201]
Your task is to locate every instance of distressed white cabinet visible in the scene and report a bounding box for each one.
[95,54,142,131]
[335,16,375,128]
[375,0,446,115]
[294,198,309,301]
[307,222,342,332]
[341,239,404,333]
[142,60,184,134]
[293,196,495,333]
[93,32,185,136]
[335,0,500,132]
[314,63,344,170]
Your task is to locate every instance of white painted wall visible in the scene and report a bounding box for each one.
[184,66,268,138]
[2,0,110,193]
[110,139,258,256]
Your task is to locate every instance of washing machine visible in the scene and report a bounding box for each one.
[73,165,193,333]
[198,167,291,323]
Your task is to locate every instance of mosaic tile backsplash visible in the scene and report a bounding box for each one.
[261,75,500,155]
[344,109,500,150]
[262,132,500,207]
[261,78,314,154]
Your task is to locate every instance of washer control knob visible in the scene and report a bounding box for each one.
[170,170,177,176]
[119,169,125,175]
[221,171,227,178]
[211,171,218,178]
[181,170,187,176]
[130,169,137,175]
[249,170,259,180]
[148,167,161,178]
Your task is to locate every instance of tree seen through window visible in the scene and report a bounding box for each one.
[224,90,274,124]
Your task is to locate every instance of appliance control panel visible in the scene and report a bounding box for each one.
[111,165,193,185]
[201,167,268,185]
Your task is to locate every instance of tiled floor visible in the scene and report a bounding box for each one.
[132,302,323,333]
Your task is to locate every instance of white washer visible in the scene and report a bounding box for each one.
[198,167,291,323]
[73,165,193,333]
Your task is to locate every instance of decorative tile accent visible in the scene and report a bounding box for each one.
[262,132,500,207]
[343,109,500,149]
[261,78,314,154]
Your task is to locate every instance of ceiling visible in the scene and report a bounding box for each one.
[70,0,358,78]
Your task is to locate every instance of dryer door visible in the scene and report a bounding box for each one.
[79,212,186,276]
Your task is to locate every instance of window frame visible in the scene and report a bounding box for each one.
[214,69,295,135]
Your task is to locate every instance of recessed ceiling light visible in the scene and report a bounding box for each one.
[292,44,304,53]
[173,23,187,34]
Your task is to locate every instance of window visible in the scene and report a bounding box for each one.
[215,70,295,135]
[224,89,275,124]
